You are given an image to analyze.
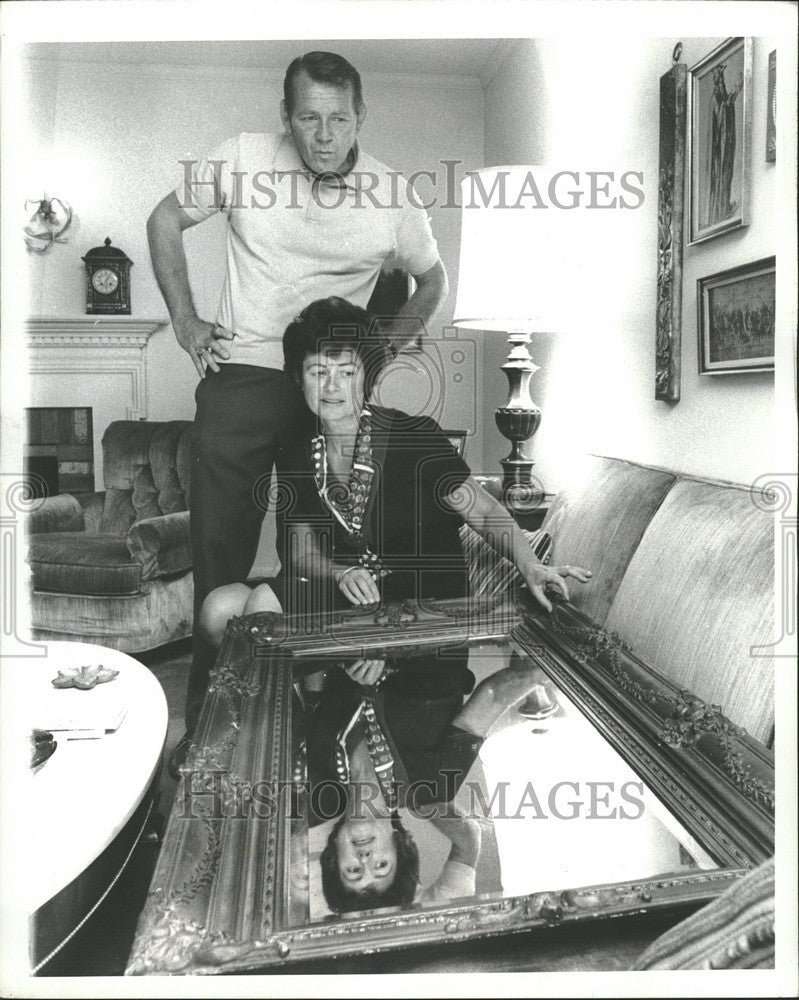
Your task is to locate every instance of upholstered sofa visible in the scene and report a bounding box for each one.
[535,454,774,746]
[26,420,194,653]
[25,433,776,749]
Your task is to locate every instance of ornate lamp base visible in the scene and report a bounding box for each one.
[495,330,544,509]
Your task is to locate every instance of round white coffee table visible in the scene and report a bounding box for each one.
[4,641,168,972]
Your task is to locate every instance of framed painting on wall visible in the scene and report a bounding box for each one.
[688,37,753,245]
[697,256,775,375]
[655,47,687,402]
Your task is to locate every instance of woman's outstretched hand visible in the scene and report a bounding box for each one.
[522,562,592,613]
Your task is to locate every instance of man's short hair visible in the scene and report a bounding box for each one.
[284,51,364,114]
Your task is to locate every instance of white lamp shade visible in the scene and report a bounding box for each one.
[453,166,595,333]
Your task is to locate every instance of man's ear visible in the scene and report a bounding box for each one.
[280,99,291,131]
[355,103,367,132]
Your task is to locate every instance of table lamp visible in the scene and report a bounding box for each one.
[453,166,574,508]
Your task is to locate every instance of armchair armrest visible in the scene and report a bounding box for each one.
[126,510,192,582]
[27,494,85,534]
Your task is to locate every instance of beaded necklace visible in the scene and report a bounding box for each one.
[293,697,398,813]
[333,698,398,812]
[311,406,387,580]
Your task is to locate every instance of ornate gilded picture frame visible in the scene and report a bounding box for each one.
[127,595,774,975]
[126,592,773,976]
[687,37,753,246]
[765,50,776,163]
[697,256,775,375]
[655,46,687,402]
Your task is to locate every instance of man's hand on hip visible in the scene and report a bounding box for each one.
[175,318,234,378]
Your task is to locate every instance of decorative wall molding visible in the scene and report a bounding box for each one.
[26,316,168,419]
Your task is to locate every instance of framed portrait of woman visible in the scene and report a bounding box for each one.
[687,37,753,245]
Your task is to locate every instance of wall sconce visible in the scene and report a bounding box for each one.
[24,196,73,254]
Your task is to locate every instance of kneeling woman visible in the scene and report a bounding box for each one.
[199,296,591,912]
[199,295,591,639]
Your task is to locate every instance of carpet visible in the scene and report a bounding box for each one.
[137,638,192,819]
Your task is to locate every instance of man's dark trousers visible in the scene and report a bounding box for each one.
[186,363,303,732]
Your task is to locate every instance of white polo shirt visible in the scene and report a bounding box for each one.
[175,132,440,369]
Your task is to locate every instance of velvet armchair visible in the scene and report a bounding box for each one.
[26,420,194,653]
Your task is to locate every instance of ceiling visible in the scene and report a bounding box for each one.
[23,38,514,80]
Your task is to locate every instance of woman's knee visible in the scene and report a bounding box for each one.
[243,582,283,615]
[198,583,251,645]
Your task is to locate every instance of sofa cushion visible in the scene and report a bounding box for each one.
[605,478,774,744]
[28,532,142,596]
[541,456,676,625]
[635,858,774,969]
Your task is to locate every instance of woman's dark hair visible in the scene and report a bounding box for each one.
[319,814,420,914]
[284,51,364,114]
[283,297,393,398]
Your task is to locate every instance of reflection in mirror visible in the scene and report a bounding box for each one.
[287,640,718,925]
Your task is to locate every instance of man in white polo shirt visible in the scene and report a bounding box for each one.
[147,51,448,769]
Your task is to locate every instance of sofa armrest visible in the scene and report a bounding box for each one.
[126,510,192,582]
[27,494,85,534]
[74,491,106,533]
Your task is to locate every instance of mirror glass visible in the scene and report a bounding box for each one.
[285,640,719,924]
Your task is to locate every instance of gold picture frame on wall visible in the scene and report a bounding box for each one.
[697,256,775,375]
[687,37,753,246]
[655,46,687,402]
[765,49,776,162]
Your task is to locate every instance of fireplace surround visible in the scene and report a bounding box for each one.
[25,316,168,490]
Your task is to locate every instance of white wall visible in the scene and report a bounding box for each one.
[482,37,780,490]
[23,36,785,496]
[22,54,484,451]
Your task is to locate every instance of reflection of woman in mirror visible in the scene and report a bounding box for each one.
[198,295,590,645]
[301,654,543,914]
[196,296,590,910]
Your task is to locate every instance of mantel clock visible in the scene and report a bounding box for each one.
[82,237,132,315]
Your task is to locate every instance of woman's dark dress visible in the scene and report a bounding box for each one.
[277,406,479,828]
[276,405,472,609]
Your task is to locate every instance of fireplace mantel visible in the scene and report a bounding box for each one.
[26,316,169,420]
